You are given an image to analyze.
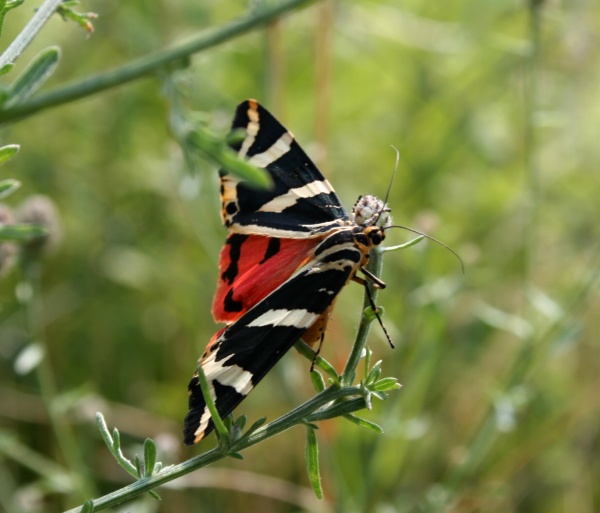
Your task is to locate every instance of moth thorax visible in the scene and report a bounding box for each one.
[352,194,392,228]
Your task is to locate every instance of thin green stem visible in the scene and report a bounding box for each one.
[195,365,228,439]
[0,0,63,68]
[64,384,365,513]
[341,246,384,386]
[0,0,318,125]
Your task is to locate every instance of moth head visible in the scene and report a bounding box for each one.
[352,194,392,229]
[364,225,386,247]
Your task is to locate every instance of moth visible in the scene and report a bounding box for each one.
[184,99,393,445]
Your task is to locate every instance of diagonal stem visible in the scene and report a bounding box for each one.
[63,385,363,513]
[0,0,318,125]
[341,245,384,386]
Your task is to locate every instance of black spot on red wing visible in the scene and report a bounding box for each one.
[259,238,280,264]
[224,289,243,313]
[221,234,248,285]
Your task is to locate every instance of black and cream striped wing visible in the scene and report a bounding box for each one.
[184,229,361,444]
[220,99,352,238]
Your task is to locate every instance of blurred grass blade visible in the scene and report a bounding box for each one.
[475,301,533,339]
[0,431,71,484]
[305,427,323,499]
[0,222,46,241]
[0,178,20,198]
[4,46,60,107]
[0,143,19,164]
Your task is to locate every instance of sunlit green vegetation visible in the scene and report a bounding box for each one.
[1,1,599,512]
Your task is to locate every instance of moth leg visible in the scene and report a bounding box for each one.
[356,275,395,349]
[358,267,386,289]
[310,333,326,372]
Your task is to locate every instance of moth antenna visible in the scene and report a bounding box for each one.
[389,224,465,274]
[373,146,400,227]
[383,145,400,207]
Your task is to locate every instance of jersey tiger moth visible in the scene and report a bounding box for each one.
[184,99,394,445]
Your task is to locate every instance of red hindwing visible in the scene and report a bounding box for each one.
[212,234,318,323]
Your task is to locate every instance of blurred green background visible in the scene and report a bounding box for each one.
[1,0,599,512]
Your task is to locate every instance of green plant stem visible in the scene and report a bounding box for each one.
[341,245,384,386]
[0,0,63,68]
[64,384,364,513]
[195,364,228,439]
[0,0,318,125]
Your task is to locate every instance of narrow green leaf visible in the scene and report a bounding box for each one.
[5,47,61,107]
[305,427,323,499]
[343,414,384,434]
[365,359,382,385]
[143,438,157,477]
[148,490,161,500]
[371,391,388,401]
[310,369,326,392]
[96,412,113,448]
[0,223,46,241]
[227,451,244,460]
[363,348,372,380]
[233,414,247,432]
[0,144,19,165]
[0,178,20,198]
[302,419,319,430]
[80,499,95,513]
[134,454,142,477]
[238,416,267,441]
[372,377,402,392]
[365,391,373,410]
[111,428,121,453]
